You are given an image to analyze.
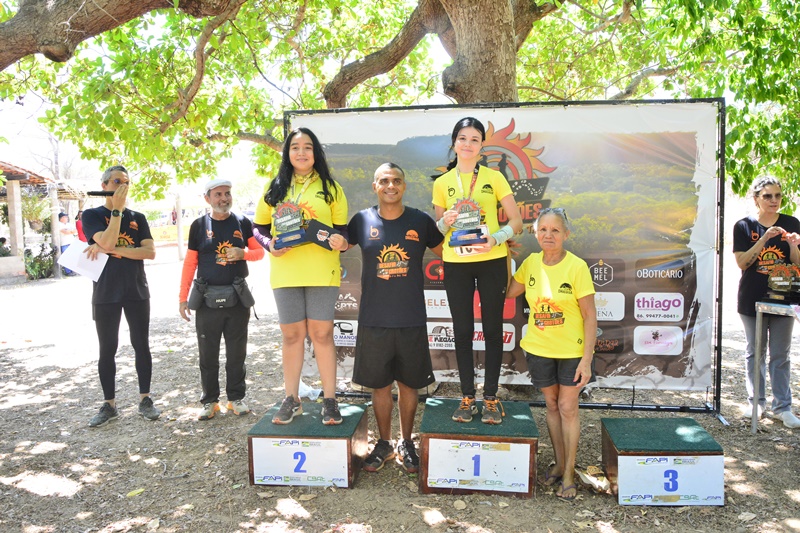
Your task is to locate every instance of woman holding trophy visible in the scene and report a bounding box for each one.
[432,117,523,425]
[254,127,349,426]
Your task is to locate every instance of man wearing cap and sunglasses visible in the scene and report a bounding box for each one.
[179,178,265,421]
[82,165,162,427]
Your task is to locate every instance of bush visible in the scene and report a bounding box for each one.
[24,244,55,280]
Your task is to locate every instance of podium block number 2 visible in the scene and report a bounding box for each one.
[294,452,307,473]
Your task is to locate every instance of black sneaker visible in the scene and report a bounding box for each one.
[138,396,161,421]
[397,439,419,473]
[89,402,119,428]
[272,396,302,425]
[321,397,343,425]
[363,439,396,472]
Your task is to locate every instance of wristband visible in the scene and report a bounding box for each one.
[436,217,450,234]
[491,225,514,246]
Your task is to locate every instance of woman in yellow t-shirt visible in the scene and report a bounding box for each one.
[432,117,523,425]
[508,207,597,502]
[253,128,349,426]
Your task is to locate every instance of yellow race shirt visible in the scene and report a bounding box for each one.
[432,165,513,263]
[514,251,595,359]
[255,178,348,288]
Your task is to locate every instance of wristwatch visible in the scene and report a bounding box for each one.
[111,209,121,217]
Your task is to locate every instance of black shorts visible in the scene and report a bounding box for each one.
[525,352,596,388]
[352,325,436,390]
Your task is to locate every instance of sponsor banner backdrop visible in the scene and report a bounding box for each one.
[290,101,721,391]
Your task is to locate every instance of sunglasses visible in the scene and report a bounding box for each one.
[105,178,130,185]
[539,207,569,222]
[759,193,782,201]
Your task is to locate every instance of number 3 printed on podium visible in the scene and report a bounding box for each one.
[664,469,678,492]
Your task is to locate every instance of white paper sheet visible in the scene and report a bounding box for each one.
[57,243,109,281]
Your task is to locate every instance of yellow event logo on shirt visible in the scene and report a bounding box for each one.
[215,241,234,265]
[757,245,785,275]
[376,244,410,280]
[117,233,135,248]
[531,297,565,330]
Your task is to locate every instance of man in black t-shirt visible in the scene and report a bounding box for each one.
[179,179,265,421]
[346,163,443,473]
[82,165,161,427]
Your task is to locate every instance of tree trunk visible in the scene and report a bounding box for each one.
[438,0,518,103]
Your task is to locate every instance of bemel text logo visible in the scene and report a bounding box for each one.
[587,258,623,288]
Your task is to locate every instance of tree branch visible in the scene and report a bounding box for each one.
[159,0,247,133]
[0,0,246,72]
[188,130,282,152]
[608,66,679,100]
[322,0,447,108]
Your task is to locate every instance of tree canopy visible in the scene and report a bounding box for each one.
[1,0,799,202]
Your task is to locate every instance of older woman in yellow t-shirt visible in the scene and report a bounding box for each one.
[433,117,523,425]
[508,207,596,502]
[253,127,349,426]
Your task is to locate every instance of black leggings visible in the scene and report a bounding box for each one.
[94,299,153,400]
[443,257,507,397]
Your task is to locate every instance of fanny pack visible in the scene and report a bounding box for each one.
[187,277,254,309]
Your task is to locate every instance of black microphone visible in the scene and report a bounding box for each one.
[87,191,115,197]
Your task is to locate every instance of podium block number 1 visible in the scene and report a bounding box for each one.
[426,438,530,493]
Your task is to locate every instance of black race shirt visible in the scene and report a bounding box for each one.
[347,206,442,328]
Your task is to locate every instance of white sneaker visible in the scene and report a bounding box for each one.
[776,410,800,428]
[227,399,250,416]
[742,404,765,419]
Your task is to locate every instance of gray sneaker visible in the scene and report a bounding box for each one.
[452,396,477,422]
[272,396,302,424]
[138,396,161,421]
[89,402,119,427]
[481,397,504,425]
[321,398,343,425]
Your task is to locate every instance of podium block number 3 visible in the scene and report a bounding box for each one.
[664,469,678,492]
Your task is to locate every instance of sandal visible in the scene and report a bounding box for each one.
[540,468,562,488]
[556,481,577,501]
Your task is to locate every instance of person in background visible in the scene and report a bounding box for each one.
[58,212,77,275]
[179,179,264,420]
[733,175,800,428]
[76,210,87,242]
[507,207,596,501]
[432,116,523,424]
[253,127,349,425]
[81,165,161,427]
[346,163,443,472]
